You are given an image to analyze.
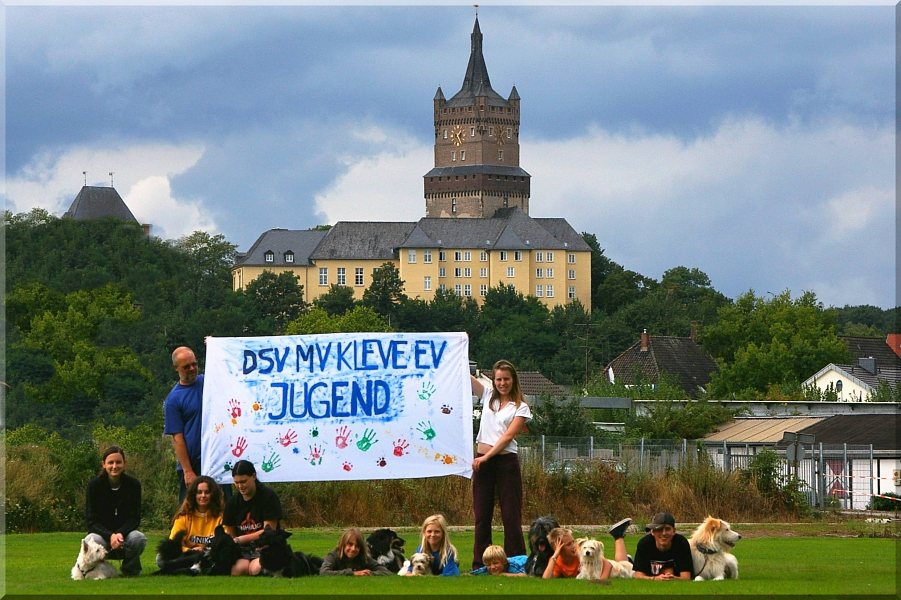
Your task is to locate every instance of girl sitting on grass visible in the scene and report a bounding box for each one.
[320,528,391,576]
[401,513,460,576]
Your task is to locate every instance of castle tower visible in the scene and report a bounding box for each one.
[423,17,531,218]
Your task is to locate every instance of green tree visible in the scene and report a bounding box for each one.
[285,305,389,334]
[313,284,357,316]
[361,262,408,324]
[702,290,851,398]
[170,231,237,305]
[241,270,307,334]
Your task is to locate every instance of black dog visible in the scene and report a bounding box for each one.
[257,526,323,577]
[205,524,243,575]
[523,516,559,577]
[155,531,204,575]
[366,528,407,574]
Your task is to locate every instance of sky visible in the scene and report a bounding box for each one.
[3,3,896,309]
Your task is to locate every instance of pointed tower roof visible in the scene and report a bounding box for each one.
[447,17,508,108]
[63,186,138,223]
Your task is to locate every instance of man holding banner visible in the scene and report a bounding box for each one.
[164,346,205,502]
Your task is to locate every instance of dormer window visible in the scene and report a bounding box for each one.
[264,250,274,263]
[284,251,294,264]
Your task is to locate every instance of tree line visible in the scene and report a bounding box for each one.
[5,208,898,439]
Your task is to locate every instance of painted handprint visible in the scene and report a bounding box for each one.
[393,438,410,457]
[356,428,378,452]
[228,399,242,424]
[231,436,248,457]
[417,381,437,401]
[277,428,298,447]
[335,426,350,450]
[261,452,281,473]
[308,444,323,466]
[416,420,437,441]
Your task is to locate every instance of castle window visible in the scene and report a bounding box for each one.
[443,129,448,139]
[408,249,417,263]
[480,251,488,262]
[471,126,475,137]
[536,268,543,279]
[568,269,576,280]
[452,199,457,214]
[535,252,544,262]
[568,253,576,264]
[480,267,488,278]
[546,268,554,278]
[514,250,522,261]
[535,285,544,297]
[284,251,294,263]
[355,267,364,286]
[454,284,462,296]
[454,251,462,261]
[464,268,472,278]
[464,284,472,297]
[547,285,555,298]
[439,250,446,261]
[454,267,462,277]
[319,267,328,286]
[464,251,472,261]
[500,251,508,261]
[452,151,456,161]
[461,150,466,161]
[489,126,494,136]
[423,249,432,264]
[337,267,346,286]
[546,251,555,263]
[439,267,446,278]
[498,150,504,161]
[264,251,274,263]
[506,267,515,278]
[424,276,432,291]
[479,284,488,297]
[568,286,576,299]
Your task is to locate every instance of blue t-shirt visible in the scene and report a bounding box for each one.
[163,374,204,472]
[470,554,527,575]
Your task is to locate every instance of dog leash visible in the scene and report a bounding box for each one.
[694,543,719,578]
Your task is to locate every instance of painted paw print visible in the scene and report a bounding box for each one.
[376,457,387,467]
[342,461,353,472]
[252,401,262,412]
[223,461,233,472]
[310,426,319,438]
[441,405,452,414]
[292,447,300,454]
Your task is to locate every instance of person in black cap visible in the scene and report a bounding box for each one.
[631,512,693,580]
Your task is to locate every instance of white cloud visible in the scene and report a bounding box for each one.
[314,129,429,224]
[3,142,216,240]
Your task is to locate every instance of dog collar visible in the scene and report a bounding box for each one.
[76,562,91,577]
[695,543,719,555]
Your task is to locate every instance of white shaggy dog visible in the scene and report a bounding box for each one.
[575,538,603,581]
[71,537,118,580]
[575,538,634,581]
[689,516,741,581]
[402,552,433,576]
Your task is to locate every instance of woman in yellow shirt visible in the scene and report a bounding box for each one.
[163,475,225,557]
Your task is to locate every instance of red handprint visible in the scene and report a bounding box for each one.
[278,429,297,447]
[393,438,410,457]
[231,436,247,458]
[335,426,350,450]
[228,399,242,424]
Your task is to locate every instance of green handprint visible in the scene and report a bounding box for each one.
[417,420,437,441]
[261,452,281,472]
[418,381,437,401]
[356,428,378,452]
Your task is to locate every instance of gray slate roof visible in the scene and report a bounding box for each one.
[446,18,510,109]
[63,186,138,223]
[310,222,417,261]
[235,229,328,267]
[238,210,590,267]
[423,165,531,178]
[605,335,719,398]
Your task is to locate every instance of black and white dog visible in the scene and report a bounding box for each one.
[366,528,407,573]
[155,526,242,576]
[257,526,323,577]
[523,516,560,577]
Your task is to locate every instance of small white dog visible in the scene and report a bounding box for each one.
[402,552,433,576]
[575,538,633,581]
[71,537,118,580]
[575,538,603,580]
[689,516,741,581]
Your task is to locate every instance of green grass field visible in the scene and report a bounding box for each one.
[2,524,897,597]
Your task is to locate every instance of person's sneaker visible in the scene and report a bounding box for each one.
[608,518,632,539]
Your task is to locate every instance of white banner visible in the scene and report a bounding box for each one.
[201,332,473,483]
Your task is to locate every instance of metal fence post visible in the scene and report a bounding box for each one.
[869,444,874,509]
[843,443,849,509]
[818,442,825,510]
[640,438,645,471]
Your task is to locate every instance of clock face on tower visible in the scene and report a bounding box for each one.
[451,124,465,147]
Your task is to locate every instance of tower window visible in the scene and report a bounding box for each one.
[452,199,457,214]
[471,126,475,137]
[443,129,448,139]
[498,150,504,161]
[264,251,274,263]
[461,150,465,161]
